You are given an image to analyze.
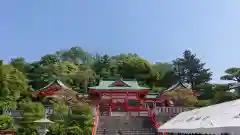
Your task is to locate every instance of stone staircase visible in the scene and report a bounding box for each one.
[96,116,157,135]
[100,104,110,116]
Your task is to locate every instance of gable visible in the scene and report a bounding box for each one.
[109,80,130,87]
[165,82,192,92]
[35,80,71,96]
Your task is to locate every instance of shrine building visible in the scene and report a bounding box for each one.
[87,78,173,113]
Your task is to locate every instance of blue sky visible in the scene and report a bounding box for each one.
[0,0,240,83]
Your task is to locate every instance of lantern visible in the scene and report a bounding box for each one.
[34,118,54,135]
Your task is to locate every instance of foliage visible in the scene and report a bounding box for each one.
[67,103,93,134]
[173,50,212,87]
[152,62,177,88]
[221,67,240,82]
[40,54,60,66]
[195,100,211,107]
[14,102,44,135]
[194,83,215,100]
[211,84,238,104]
[10,57,30,74]
[46,97,69,135]
[16,102,44,128]
[2,46,240,134]
[164,89,198,107]
[0,64,28,109]
[0,115,14,130]
[1,64,28,100]
[56,46,95,66]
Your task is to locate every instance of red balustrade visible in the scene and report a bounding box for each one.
[0,130,16,134]
[91,105,99,135]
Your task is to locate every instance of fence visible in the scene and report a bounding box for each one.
[153,107,193,116]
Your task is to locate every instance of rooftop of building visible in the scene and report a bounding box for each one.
[88,78,150,90]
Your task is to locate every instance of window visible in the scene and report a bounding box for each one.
[112,99,124,103]
[128,99,140,106]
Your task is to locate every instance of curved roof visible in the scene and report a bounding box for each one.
[164,81,192,92]
[32,79,81,104]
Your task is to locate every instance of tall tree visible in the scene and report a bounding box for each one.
[39,54,60,66]
[173,50,212,87]
[68,68,97,93]
[92,54,116,79]
[57,46,94,66]
[10,57,29,74]
[113,54,158,87]
[152,62,178,88]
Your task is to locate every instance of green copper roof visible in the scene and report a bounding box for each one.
[88,79,149,90]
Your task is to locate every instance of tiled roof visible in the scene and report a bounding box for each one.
[164,81,192,92]
[88,79,149,90]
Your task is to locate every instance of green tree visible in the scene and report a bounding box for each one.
[211,84,238,104]
[173,50,212,87]
[0,64,28,109]
[0,115,14,130]
[221,67,240,82]
[40,54,60,66]
[164,89,198,107]
[152,62,178,88]
[194,83,215,100]
[10,57,29,74]
[30,61,80,89]
[68,68,98,93]
[92,54,117,78]
[67,103,93,135]
[44,97,69,135]
[57,46,94,66]
[16,102,44,135]
[114,54,158,87]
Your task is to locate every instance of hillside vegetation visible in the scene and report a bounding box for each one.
[1,46,239,134]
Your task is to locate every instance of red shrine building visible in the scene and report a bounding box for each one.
[88,78,198,114]
[88,79,150,112]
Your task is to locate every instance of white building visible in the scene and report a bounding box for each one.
[158,99,240,135]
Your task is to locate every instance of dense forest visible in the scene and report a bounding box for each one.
[1,46,239,135]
